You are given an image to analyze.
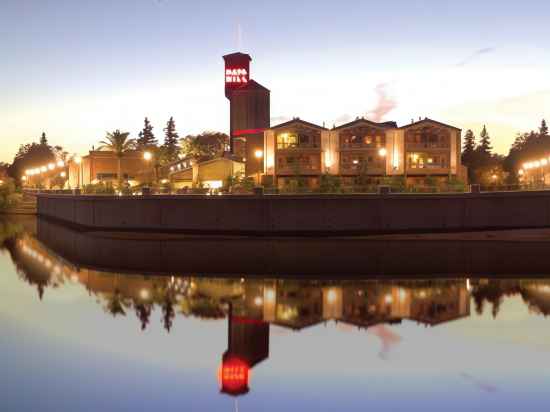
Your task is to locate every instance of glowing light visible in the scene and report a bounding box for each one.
[518,169,524,176]
[264,288,276,303]
[466,278,471,292]
[491,174,497,180]
[398,288,407,302]
[384,294,393,304]
[254,296,263,306]
[161,179,169,184]
[40,166,47,173]
[21,176,27,181]
[352,159,359,165]
[48,163,55,170]
[254,149,263,159]
[74,156,82,164]
[60,172,66,178]
[542,159,548,166]
[143,151,152,161]
[225,68,249,84]
[218,357,250,396]
[327,289,338,304]
[140,289,150,300]
[57,160,65,167]
[378,148,387,157]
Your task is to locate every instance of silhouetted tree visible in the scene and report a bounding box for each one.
[461,129,477,182]
[477,125,492,157]
[162,117,180,162]
[540,119,549,137]
[135,303,153,331]
[39,132,49,146]
[161,294,176,333]
[136,117,158,150]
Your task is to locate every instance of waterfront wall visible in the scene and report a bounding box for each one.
[36,191,550,235]
[35,218,550,276]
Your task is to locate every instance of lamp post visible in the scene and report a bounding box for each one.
[74,156,82,189]
[254,149,263,186]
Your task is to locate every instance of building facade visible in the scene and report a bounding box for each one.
[263,117,466,188]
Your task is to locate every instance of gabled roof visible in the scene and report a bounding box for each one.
[232,79,270,93]
[222,52,252,61]
[399,118,461,131]
[270,117,328,131]
[333,118,398,130]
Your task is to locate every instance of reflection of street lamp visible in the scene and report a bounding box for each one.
[254,149,263,186]
[378,148,387,177]
[74,155,82,189]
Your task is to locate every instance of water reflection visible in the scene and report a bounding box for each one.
[4,226,550,398]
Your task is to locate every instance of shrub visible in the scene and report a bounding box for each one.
[0,179,21,211]
[82,181,116,195]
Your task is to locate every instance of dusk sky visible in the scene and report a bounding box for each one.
[2,0,550,163]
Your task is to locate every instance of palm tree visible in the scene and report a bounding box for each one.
[99,130,135,188]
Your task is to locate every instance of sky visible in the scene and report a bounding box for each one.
[2,0,550,163]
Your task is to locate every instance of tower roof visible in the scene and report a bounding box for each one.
[223,52,252,62]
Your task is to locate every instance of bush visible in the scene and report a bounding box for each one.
[82,181,116,195]
[0,179,21,211]
[319,174,342,193]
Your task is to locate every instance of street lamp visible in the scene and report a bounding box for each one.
[254,149,263,186]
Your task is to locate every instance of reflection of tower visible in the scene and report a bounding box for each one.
[223,52,270,179]
[219,303,270,397]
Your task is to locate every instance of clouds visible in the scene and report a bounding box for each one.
[456,47,496,67]
[365,83,397,123]
[460,372,498,393]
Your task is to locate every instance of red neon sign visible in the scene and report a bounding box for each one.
[219,357,250,396]
[225,68,249,84]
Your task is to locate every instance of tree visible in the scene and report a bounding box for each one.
[8,142,56,186]
[462,129,476,160]
[40,132,49,146]
[162,117,180,162]
[540,119,549,137]
[136,117,158,150]
[477,125,492,156]
[461,129,477,182]
[99,130,136,188]
[180,131,228,160]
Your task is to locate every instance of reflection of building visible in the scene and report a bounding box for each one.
[263,118,466,188]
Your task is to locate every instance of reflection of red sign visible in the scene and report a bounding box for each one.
[219,357,250,396]
[225,68,249,84]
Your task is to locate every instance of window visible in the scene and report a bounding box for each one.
[407,152,447,169]
[340,127,386,149]
[340,152,384,172]
[405,126,450,148]
[277,133,299,149]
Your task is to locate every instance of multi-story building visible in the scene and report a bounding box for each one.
[263,117,466,188]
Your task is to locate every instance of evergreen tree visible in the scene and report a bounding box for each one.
[162,117,180,162]
[136,117,158,150]
[462,129,476,160]
[540,119,549,137]
[40,132,48,146]
[477,125,492,156]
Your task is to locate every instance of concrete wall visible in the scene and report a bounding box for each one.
[36,191,550,235]
[35,217,550,277]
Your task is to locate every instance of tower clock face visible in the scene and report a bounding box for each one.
[225,68,249,84]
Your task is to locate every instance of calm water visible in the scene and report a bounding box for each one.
[1,217,550,411]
